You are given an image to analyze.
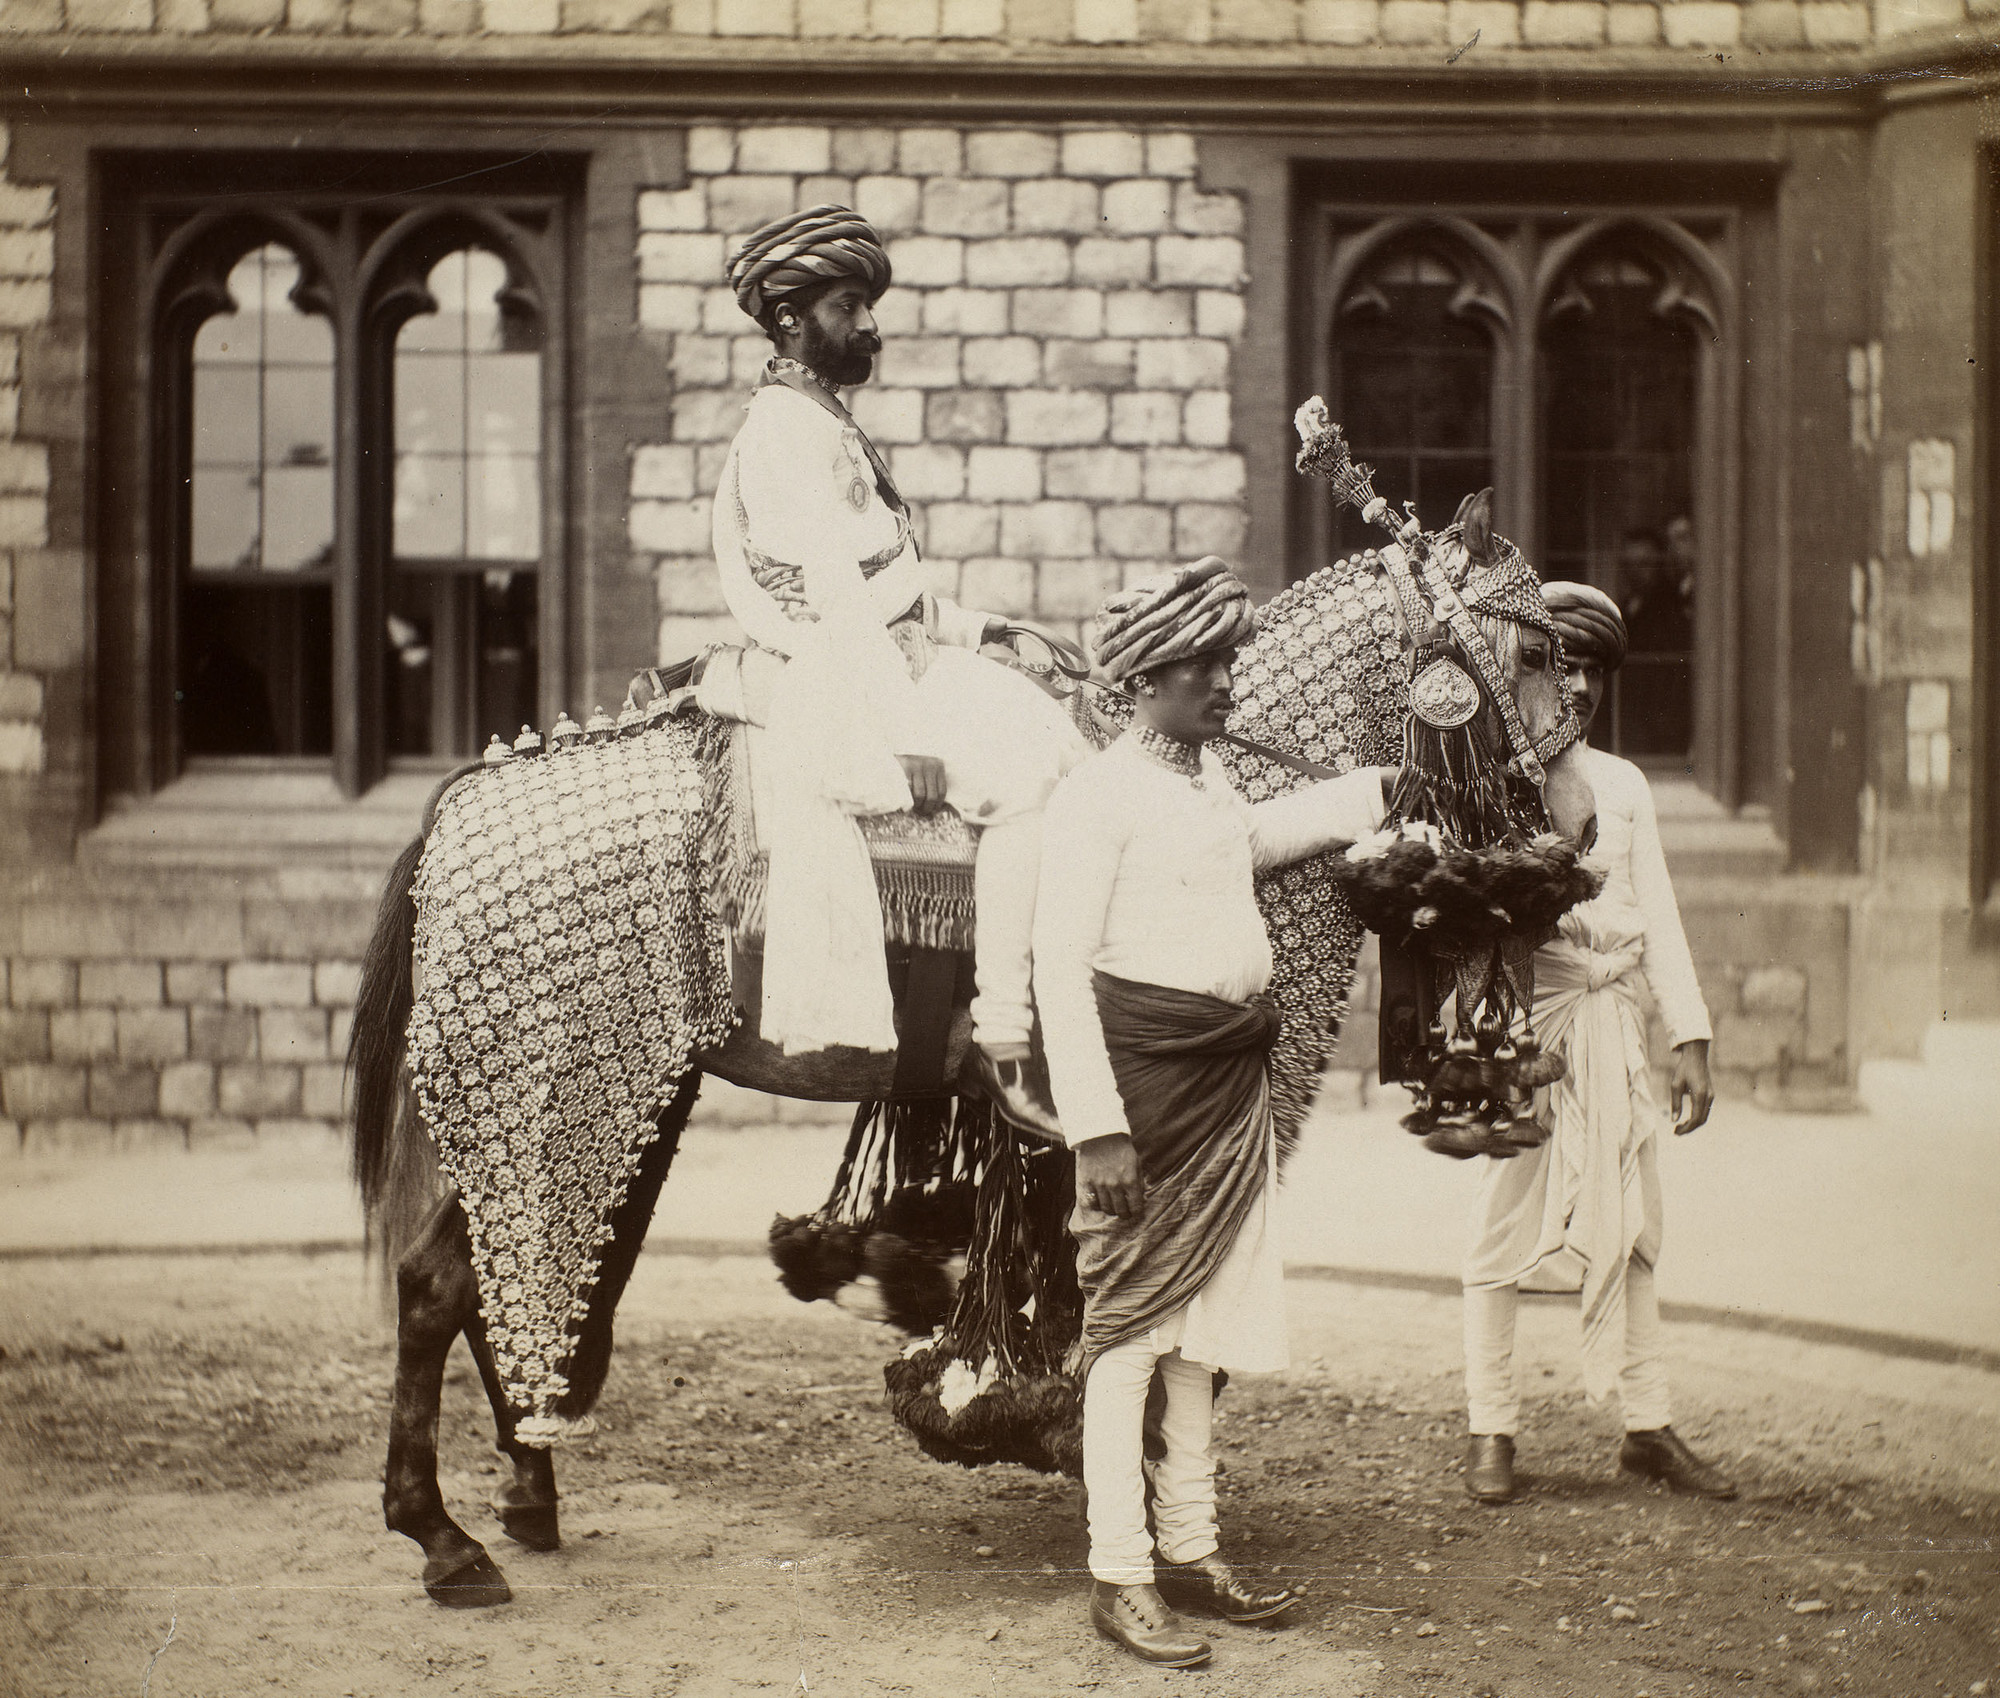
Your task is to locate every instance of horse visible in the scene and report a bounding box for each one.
[347,485,1589,1609]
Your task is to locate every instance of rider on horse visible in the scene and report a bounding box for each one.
[711,204,1085,1138]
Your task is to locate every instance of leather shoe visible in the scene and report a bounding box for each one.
[1089,1581,1213,1667]
[1464,1433,1517,1504]
[1157,1553,1296,1623]
[1619,1427,1737,1500]
[975,1044,1064,1146]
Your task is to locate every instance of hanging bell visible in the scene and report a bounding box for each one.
[548,711,585,752]
[513,724,543,756]
[482,733,513,766]
[585,705,616,742]
[616,700,644,736]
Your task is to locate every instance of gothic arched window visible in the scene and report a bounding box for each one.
[182,243,336,756]
[1305,204,1730,780]
[1328,246,1497,558]
[387,246,542,759]
[1540,240,1712,762]
[98,160,573,800]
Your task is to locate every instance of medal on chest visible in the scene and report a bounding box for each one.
[841,433,874,514]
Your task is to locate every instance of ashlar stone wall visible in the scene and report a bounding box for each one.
[630,123,1248,658]
[3,0,1980,51]
[0,126,54,782]
[1,880,376,1156]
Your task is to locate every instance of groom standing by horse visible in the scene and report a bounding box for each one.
[711,204,1085,1137]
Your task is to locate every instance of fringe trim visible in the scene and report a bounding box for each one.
[514,1412,599,1450]
[700,713,977,952]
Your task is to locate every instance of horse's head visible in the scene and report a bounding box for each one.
[1439,491,1571,756]
[1433,489,1595,842]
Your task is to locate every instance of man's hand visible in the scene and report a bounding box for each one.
[898,754,947,815]
[1074,1133,1145,1218]
[1670,1039,1714,1136]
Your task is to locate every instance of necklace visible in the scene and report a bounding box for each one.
[1131,723,1205,785]
[768,355,841,396]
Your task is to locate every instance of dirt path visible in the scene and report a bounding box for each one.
[3,1251,1995,1697]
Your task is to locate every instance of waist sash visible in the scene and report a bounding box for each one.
[1073,973,1281,1374]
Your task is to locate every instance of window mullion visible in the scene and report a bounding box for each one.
[538,216,568,736]
[1504,223,1538,566]
[333,242,384,798]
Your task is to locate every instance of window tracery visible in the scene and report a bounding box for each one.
[100,166,571,795]
[1308,207,1732,772]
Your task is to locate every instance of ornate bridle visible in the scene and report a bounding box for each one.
[1293,398,1558,801]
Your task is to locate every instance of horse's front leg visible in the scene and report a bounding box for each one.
[465,1317,560,1552]
[384,1193,513,1607]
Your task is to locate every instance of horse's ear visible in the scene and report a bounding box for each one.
[1455,488,1495,566]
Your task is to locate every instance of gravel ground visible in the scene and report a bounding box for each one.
[2,1248,1995,1698]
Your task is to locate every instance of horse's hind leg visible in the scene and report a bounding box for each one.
[384,1192,512,1607]
[463,1317,560,1552]
[461,1079,700,1555]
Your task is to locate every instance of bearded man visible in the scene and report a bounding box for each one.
[1459,581,1732,1507]
[711,205,1083,1135]
[1033,559,1395,1668]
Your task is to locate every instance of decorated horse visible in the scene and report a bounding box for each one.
[347,403,1595,1609]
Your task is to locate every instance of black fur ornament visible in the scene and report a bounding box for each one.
[1293,398,1603,1162]
[767,1096,1088,1472]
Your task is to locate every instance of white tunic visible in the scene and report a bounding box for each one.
[714,379,989,665]
[1564,744,1710,1048]
[1035,736,1387,1373]
[711,377,1078,1054]
[1464,742,1712,1400]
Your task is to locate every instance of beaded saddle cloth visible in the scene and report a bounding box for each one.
[405,713,738,1440]
[707,718,979,955]
[1210,554,1407,1155]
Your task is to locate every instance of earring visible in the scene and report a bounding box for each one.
[1133,676,1157,699]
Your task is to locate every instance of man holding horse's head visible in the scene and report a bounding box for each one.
[1033,559,1397,1669]
[710,205,1085,1137]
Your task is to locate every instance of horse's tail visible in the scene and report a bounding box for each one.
[349,765,477,1272]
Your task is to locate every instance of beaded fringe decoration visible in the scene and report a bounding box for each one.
[1212,553,1407,1158]
[704,721,979,953]
[406,713,738,1438]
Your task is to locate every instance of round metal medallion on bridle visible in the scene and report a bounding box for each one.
[1408,657,1481,728]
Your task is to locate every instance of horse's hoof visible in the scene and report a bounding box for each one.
[497,1500,561,1552]
[424,1550,512,1608]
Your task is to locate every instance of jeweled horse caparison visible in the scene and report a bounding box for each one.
[348,472,1590,1608]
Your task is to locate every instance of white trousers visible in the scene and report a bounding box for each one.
[1083,1342,1220,1586]
[1462,1257,1673,1437]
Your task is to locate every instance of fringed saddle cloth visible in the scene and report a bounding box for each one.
[406,713,738,1442]
[706,717,978,955]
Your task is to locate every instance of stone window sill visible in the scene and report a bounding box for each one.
[78,763,445,875]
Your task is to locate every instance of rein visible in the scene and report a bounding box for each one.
[998,624,1346,783]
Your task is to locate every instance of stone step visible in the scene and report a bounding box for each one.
[1858,1019,2000,1113]
[1920,1018,2000,1079]
[77,768,435,875]
[1659,816,1788,881]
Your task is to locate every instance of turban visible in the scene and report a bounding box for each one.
[727,205,892,324]
[1540,580,1628,670]
[1090,557,1259,683]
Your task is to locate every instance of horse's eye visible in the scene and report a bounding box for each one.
[1521,642,1549,671]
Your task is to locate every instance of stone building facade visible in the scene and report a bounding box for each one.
[0,2,1995,1153]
